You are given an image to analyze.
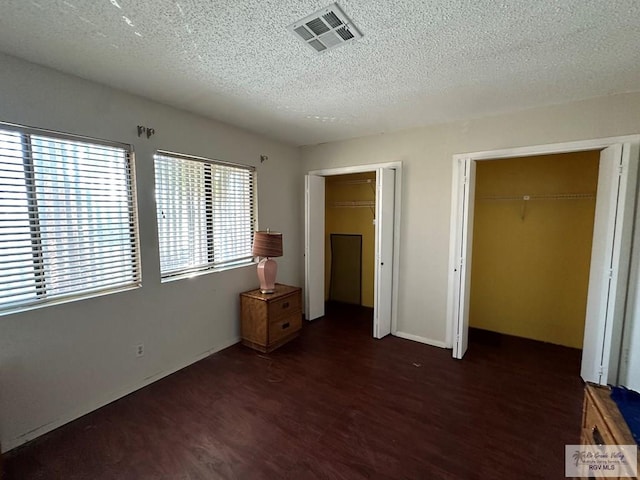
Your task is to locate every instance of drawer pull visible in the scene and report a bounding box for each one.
[592,426,605,446]
[282,322,290,330]
[282,302,289,309]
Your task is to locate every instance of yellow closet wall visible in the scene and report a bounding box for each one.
[469,151,599,348]
[325,173,375,307]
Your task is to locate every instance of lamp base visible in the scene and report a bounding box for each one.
[256,257,278,294]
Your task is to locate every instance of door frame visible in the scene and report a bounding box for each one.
[446,135,640,384]
[305,161,402,336]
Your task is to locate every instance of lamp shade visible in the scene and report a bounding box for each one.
[252,231,283,258]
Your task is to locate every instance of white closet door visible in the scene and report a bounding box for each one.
[581,145,627,384]
[304,174,325,321]
[374,168,395,338]
[453,158,476,359]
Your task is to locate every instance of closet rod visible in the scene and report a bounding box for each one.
[478,192,595,201]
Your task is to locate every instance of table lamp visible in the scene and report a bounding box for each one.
[252,230,283,294]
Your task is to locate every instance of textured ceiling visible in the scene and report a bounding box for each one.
[0,0,639,146]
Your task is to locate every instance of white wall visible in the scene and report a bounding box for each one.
[0,53,303,452]
[301,92,640,368]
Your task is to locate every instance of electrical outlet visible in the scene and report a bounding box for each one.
[136,343,144,358]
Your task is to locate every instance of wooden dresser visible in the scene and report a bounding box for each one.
[579,384,638,479]
[240,284,302,353]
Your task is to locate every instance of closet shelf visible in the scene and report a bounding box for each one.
[478,192,595,201]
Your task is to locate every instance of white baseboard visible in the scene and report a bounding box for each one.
[3,336,240,453]
[394,331,448,349]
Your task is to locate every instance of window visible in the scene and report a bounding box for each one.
[154,151,256,279]
[0,123,140,313]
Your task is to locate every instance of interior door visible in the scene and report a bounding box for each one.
[581,145,627,384]
[374,168,395,338]
[305,174,325,321]
[453,158,476,359]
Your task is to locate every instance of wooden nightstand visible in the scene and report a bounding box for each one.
[240,284,302,352]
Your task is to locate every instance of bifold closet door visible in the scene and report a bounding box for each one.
[305,174,325,320]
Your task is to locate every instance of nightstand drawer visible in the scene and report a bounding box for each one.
[584,400,616,446]
[269,313,302,344]
[268,293,301,322]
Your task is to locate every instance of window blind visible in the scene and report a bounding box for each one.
[0,123,140,313]
[154,151,256,278]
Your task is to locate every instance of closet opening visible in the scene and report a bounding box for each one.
[325,173,376,333]
[448,135,640,385]
[467,151,599,373]
[305,162,401,340]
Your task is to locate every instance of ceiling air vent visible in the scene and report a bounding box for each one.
[288,3,362,53]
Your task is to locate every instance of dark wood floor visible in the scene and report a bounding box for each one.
[3,303,584,479]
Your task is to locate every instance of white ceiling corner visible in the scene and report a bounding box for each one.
[0,0,638,146]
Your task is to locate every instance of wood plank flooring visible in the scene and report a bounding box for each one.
[2,303,584,479]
